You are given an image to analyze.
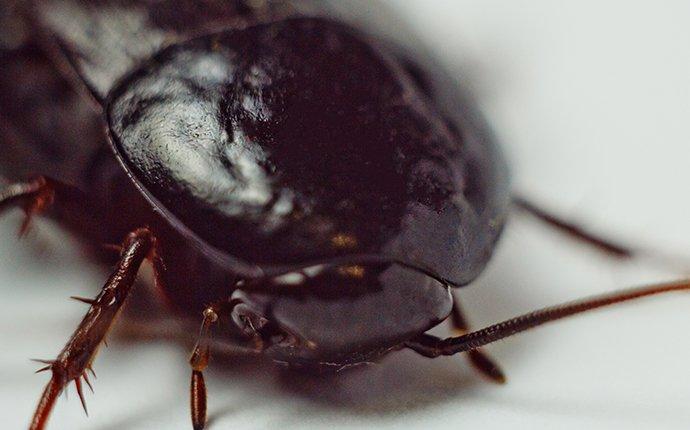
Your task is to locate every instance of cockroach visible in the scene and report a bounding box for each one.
[0,1,687,429]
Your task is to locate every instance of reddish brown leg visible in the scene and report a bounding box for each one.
[29,228,156,430]
[449,296,506,384]
[0,176,91,236]
[189,307,220,430]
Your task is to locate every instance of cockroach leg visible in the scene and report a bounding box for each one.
[405,279,690,358]
[449,295,506,384]
[0,176,90,236]
[512,196,634,258]
[513,196,690,273]
[189,306,220,430]
[29,228,156,430]
[0,176,55,235]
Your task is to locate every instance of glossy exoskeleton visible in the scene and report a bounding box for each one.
[1,1,687,429]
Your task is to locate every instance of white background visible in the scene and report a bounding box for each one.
[2,1,690,429]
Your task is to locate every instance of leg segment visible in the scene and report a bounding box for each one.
[187,298,272,430]
[512,196,633,258]
[29,228,156,430]
[0,176,89,236]
[514,196,690,273]
[1,176,55,235]
[449,297,506,383]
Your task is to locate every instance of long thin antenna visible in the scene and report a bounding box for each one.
[405,279,690,357]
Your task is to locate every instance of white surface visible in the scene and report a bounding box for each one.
[2,1,690,429]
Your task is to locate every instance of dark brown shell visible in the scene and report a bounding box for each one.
[31,0,509,286]
[105,17,508,285]
[1,0,511,367]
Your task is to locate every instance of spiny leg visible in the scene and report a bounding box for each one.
[1,176,56,235]
[29,228,156,430]
[405,279,690,357]
[449,296,506,384]
[0,176,90,236]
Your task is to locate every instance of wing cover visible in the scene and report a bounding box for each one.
[32,0,509,285]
